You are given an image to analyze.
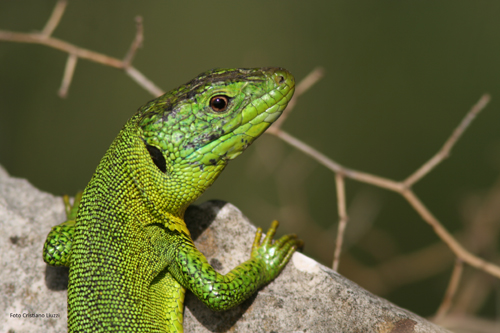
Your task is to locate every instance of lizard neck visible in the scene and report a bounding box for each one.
[109,122,225,228]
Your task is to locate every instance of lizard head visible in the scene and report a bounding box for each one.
[138,67,294,172]
[133,67,294,214]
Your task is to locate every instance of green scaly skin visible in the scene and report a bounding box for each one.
[43,67,301,332]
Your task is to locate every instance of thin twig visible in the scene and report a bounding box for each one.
[269,94,500,279]
[41,0,67,38]
[0,2,162,98]
[267,128,404,192]
[0,30,122,67]
[448,174,500,313]
[402,190,500,278]
[125,67,164,97]
[0,30,161,96]
[404,94,491,187]
[58,53,77,98]
[272,67,324,130]
[295,67,325,96]
[332,173,348,271]
[123,16,144,68]
[452,258,498,314]
[434,259,464,321]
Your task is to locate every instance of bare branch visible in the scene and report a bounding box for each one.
[41,0,67,38]
[452,262,497,314]
[404,94,491,187]
[333,173,348,271]
[0,30,162,96]
[267,128,404,192]
[402,190,500,278]
[58,53,77,98]
[269,94,500,279]
[0,30,123,66]
[434,259,464,322]
[125,67,164,97]
[123,16,144,68]
[295,67,325,96]
[0,0,162,98]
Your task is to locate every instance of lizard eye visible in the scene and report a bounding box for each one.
[209,95,229,112]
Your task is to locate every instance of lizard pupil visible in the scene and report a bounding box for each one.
[210,95,229,112]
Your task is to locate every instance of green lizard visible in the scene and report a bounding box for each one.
[43,67,302,332]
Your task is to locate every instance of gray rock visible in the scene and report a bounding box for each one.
[0,165,67,333]
[0,165,450,333]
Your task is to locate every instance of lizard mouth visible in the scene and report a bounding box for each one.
[191,68,295,166]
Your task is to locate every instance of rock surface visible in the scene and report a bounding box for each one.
[0,165,450,333]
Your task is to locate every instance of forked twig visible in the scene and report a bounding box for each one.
[267,128,404,192]
[401,189,500,278]
[122,16,144,68]
[41,0,67,38]
[0,4,163,97]
[269,92,500,278]
[404,94,491,187]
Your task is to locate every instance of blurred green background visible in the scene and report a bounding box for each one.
[1,0,499,322]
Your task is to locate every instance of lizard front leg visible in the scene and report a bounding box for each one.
[168,220,302,311]
[42,192,82,266]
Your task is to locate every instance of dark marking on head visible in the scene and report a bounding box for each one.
[182,69,266,95]
[186,89,197,100]
[145,143,167,173]
[163,103,173,112]
[161,107,177,122]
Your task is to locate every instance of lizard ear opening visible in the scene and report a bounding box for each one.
[145,144,167,173]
